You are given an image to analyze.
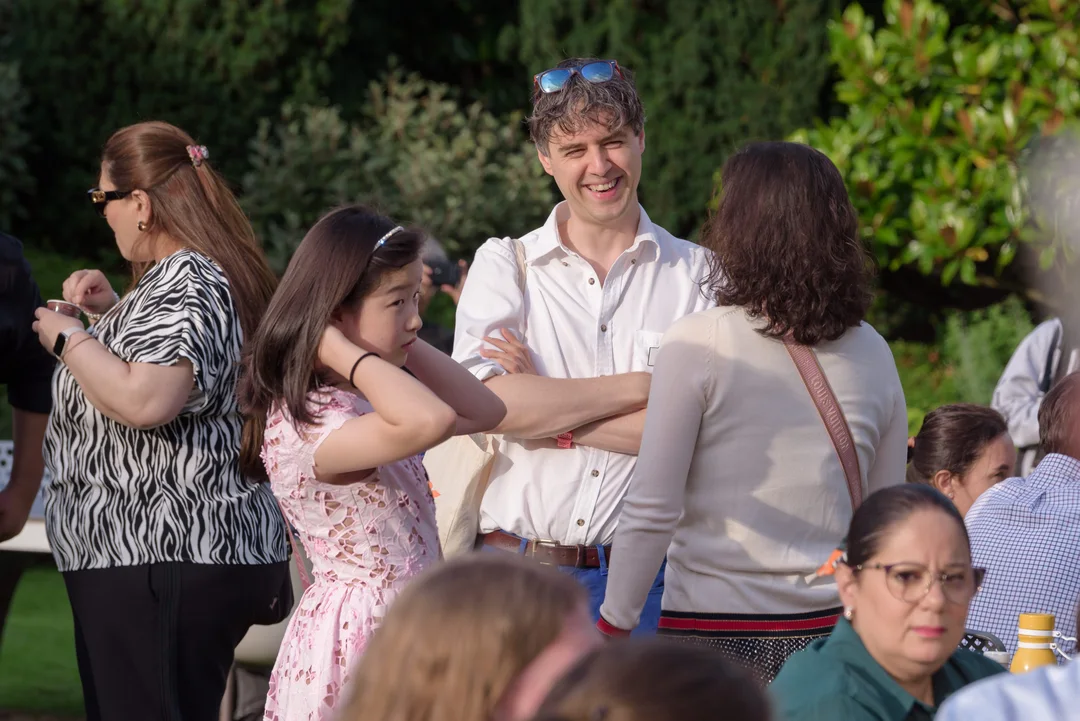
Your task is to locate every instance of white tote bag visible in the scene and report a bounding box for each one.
[425,239,527,557]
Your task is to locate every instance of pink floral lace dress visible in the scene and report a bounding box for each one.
[261,386,440,721]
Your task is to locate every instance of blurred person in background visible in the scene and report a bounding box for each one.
[0,231,54,542]
[0,232,56,645]
[32,121,289,721]
[992,315,1079,476]
[531,638,771,721]
[770,485,1004,720]
[906,404,1015,517]
[339,554,601,721]
[418,236,468,355]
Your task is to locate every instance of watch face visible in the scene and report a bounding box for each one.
[52,328,78,359]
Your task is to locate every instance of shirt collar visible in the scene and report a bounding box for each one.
[1029,453,1080,483]
[526,201,660,264]
[826,618,943,720]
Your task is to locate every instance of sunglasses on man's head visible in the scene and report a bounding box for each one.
[87,188,132,218]
[533,60,623,95]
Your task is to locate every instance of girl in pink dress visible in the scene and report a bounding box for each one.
[240,206,506,721]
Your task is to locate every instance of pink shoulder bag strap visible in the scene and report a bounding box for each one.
[782,337,864,512]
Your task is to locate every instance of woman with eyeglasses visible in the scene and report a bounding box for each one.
[770,484,1005,720]
[30,121,289,721]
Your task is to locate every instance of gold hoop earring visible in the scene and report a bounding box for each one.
[137,220,147,232]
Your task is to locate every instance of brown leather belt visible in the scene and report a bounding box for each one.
[479,530,612,569]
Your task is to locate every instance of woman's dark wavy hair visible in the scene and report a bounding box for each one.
[906,403,1008,485]
[239,205,423,449]
[700,141,874,345]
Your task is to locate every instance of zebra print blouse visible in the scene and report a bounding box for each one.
[42,250,287,572]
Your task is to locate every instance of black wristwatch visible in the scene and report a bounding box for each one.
[53,327,85,361]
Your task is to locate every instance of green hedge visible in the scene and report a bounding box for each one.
[892,294,1033,434]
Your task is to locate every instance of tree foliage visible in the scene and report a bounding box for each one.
[242,70,555,273]
[0,61,30,230]
[1,0,352,252]
[790,0,1080,300]
[505,0,838,237]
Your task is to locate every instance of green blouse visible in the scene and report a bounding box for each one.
[770,618,1006,721]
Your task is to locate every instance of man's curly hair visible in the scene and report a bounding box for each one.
[528,58,645,154]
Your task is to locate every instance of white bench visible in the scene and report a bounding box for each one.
[0,439,52,554]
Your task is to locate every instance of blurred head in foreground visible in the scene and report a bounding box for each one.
[339,553,599,721]
[532,637,770,721]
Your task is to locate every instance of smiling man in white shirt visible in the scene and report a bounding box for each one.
[452,57,715,632]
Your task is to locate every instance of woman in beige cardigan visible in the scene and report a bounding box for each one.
[598,141,909,683]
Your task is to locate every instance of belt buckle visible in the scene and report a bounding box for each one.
[532,538,559,566]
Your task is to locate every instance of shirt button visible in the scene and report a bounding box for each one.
[562,261,569,267]
[591,469,600,477]
[588,278,595,285]
[577,519,585,527]
[600,324,607,332]
[631,259,637,265]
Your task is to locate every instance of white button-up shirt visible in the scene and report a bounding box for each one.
[452,202,715,546]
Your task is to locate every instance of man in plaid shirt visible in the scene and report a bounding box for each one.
[965,371,1080,658]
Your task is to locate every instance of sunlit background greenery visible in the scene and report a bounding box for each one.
[2,0,1078,714]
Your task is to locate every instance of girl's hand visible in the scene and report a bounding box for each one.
[33,307,85,353]
[317,324,351,373]
[480,329,537,374]
[62,270,117,313]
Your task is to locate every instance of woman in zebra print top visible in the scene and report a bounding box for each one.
[32,121,290,721]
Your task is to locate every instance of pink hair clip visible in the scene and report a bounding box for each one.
[186,144,209,168]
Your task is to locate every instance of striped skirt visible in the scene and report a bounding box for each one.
[657,607,842,684]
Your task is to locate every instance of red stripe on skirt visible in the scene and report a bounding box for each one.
[658,613,840,633]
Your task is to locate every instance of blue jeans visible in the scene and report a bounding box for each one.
[482,537,665,636]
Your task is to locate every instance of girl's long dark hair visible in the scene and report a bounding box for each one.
[238,206,423,474]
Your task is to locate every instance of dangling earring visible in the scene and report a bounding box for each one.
[137,220,146,232]
[843,606,854,621]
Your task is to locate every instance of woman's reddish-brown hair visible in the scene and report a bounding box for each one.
[102,121,277,479]
[700,141,874,346]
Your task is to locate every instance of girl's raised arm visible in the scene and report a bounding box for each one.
[312,327,456,480]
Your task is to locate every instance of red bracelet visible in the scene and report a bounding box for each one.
[556,431,574,449]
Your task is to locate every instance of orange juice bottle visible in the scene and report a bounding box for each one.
[1010,613,1058,673]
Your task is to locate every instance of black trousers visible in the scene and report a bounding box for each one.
[63,560,289,721]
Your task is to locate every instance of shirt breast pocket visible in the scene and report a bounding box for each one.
[632,331,664,373]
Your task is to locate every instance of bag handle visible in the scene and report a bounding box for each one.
[277,499,312,590]
[783,337,863,511]
[513,238,527,334]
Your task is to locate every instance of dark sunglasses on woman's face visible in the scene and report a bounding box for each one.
[87,188,133,218]
[533,60,623,95]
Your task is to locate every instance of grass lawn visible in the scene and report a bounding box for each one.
[0,564,83,715]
